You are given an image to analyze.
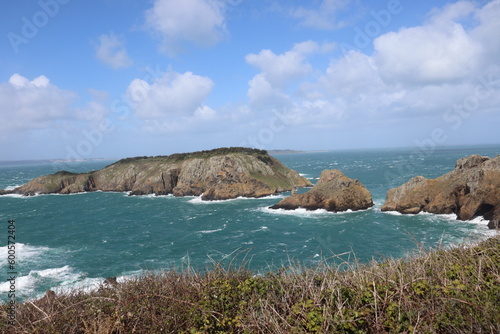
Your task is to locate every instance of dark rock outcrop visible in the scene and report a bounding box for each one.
[1,148,312,201]
[269,169,373,212]
[103,277,119,287]
[381,154,500,229]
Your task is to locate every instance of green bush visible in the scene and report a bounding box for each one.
[2,235,499,333]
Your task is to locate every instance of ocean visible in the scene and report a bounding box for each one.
[1,146,499,302]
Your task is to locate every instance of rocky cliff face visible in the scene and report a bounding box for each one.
[2,148,312,201]
[381,155,500,229]
[269,169,373,212]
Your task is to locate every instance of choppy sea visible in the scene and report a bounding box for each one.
[1,146,499,301]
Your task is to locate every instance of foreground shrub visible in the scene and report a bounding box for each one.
[2,236,499,333]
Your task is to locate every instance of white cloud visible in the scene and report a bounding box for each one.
[95,32,133,69]
[246,41,324,105]
[425,1,476,27]
[245,74,281,106]
[145,0,227,54]
[322,50,383,97]
[374,23,481,85]
[76,89,111,122]
[312,0,500,126]
[241,0,500,139]
[194,105,217,120]
[9,73,50,88]
[246,42,316,86]
[290,0,351,30]
[127,70,215,119]
[0,74,76,132]
[471,0,500,69]
[371,1,500,87]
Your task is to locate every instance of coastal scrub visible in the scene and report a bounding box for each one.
[2,235,499,333]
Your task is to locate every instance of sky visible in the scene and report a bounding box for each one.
[0,0,499,161]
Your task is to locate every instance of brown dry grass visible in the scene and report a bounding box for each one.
[2,235,500,333]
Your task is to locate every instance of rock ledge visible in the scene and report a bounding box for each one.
[381,154,500,229]
[270,169,373,212]
[1,148,312,201]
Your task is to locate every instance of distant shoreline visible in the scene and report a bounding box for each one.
[0,158,116,166]
[268,150,329,155]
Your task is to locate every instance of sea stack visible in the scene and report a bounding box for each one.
[381,154,500,229]
[269,169,373,212]
[1,147,312,201]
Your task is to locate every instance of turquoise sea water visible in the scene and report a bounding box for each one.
[1,146,499,301]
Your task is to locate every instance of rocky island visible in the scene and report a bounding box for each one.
[269,169,373,212]
[381,154,500,229]
[0,147,312,200]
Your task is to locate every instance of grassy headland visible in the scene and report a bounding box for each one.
[2,235,499,333]
[110,147,269,166]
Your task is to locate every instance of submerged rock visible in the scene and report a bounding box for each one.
[381,154,500,229]
[1,148,312,201]
[269,169,373,212]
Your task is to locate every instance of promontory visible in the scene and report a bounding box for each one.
[0,147,312,200]
[381,154,500,229]
[269,169,373,212]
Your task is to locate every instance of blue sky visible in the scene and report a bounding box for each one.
[1,0,499,160]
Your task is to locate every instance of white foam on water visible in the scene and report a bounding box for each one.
[52,276,104,297]
[0,243,50,266]
[189,193,285,204]
[259,206,330,217]
[1,192,88,198]
[0,274,35,294]
[382,210,403,216]
[251,226,269,233]
[4,185,22,191]
[140,193,156,198]
[468,216,490,226]
[371,199,385,210]
[417,211,458,220]
[135,193,174,199]
[189,195,243,204]
[33,265,76,279]
[0,265,83,298]
[1,193,32,198]
[38,270,144,300]
[260,206,367,217]
[198,224,227,234]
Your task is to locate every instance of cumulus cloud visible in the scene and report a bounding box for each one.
[76,89,111,122]
[290,0,352,30]
[374,23,481,85]
[371,1,500,86]
[0,74,77,132]
[471,0,500,69]
[246,41,325,105]
[95,32,133,69]
[246,41,318,86]
[126,70,215,120]
[240,0,500,143]
[145,0,227,54]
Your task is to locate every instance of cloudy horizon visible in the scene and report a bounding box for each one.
[1,0,499,161]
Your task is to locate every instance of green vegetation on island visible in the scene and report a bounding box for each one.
[3,235,499,333]
[110,147,269,165]
[1,147,311,199]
